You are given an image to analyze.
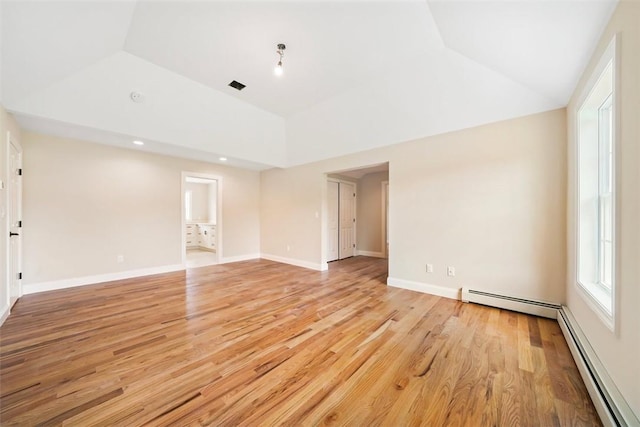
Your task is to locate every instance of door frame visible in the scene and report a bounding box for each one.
[6,131,23,308]
[326,180,339,262]
[381,180,388,259]
[181,172,222,267]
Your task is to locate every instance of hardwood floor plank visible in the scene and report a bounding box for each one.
[0,257,601,426]
[480,336,505,426]
[531,346,561,427]
[528,316,543,348]
[499,310,523,426]
[517,313,535,373]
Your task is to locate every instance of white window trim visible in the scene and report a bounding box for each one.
[574,34,619,333]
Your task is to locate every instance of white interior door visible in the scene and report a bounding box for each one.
[339,182,355,259]
[327,181,339,262]
[8,134,23,307]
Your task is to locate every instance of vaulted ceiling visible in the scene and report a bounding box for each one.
[1,1,617,170]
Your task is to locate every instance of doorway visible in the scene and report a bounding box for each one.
[7,132,23,308]
[327,180,356,262]
[182,173,221,268]
[326,163,389,263]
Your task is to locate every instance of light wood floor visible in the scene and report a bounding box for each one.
[0,257,600,426]
[186,248,218,269]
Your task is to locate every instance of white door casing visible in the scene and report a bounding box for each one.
[8,133,23,307]
[382,180,389,258]
[339,181,355,259]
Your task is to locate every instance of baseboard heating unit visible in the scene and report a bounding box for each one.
[461,287,560,319]
[558,307,638,427]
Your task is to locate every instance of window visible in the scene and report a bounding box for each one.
[185,190,193,222]
[576,36,616,325]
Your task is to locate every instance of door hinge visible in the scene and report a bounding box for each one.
[18,272,22,280]
[353,218,355,223]
[353,244,355,248]
[18,220,22,228]
[17,168,22,176]
[353,193,355,197]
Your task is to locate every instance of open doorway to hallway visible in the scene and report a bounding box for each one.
[182,173,221,268]
[326,162,389,264]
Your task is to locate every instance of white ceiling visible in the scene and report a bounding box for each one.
[1,0,617,170]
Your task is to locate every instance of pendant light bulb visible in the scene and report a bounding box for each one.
[274,60,283,76]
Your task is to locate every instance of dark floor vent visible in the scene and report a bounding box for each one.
[228,80,246,91]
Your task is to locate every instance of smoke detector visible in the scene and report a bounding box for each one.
[130,91,144,103]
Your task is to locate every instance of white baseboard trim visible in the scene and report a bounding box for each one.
[387,277,460,300]
[558,307,639,427]
[0,303,10,327]
[219,253,261,264]
[261,254,328,272]
[23,264,185,295]
[356,250,385,258]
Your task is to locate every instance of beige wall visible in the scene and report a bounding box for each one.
[22,132,260,285]
[356,171,388,254]
[261,109,567,302]
[0,105,22,319]
[566,0,640,417]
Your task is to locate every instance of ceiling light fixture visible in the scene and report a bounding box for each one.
[274,43,286,76]
[133,140,144,146]
[219,157,227,161]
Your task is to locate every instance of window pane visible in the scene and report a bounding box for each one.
[601,194,612,241]
[602,241,613,289]
[598,94,613,291]
[599,95,613,195]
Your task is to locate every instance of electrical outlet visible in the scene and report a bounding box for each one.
[447,266,455,277]
[286,245,291,252]
[426,264,433,273]
[117,255,124,263]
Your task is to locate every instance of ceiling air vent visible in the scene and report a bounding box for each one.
[228,80,246,91]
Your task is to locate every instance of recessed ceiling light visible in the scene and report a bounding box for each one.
[219,157,228,161]
[133,140,144,146]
